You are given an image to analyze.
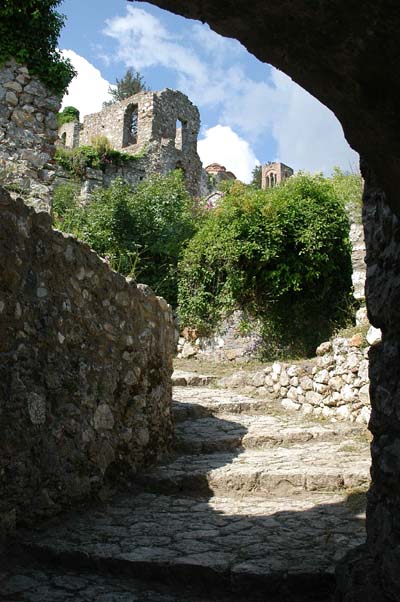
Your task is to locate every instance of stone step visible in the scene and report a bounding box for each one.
[172,386,278,422]
[172,370,218,387]
[19,491,366,601]
[1,559,237,602]
[174,413,367,453]
[139,443,370,497]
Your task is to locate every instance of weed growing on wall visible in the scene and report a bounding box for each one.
[0,1,75,95]
[178,174,354,358]
[55,144,144,178]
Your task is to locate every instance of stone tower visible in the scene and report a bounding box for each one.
[261,162,293,189]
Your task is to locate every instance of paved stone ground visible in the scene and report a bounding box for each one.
[1,381,371,601]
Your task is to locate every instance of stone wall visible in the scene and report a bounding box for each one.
[219,334,371,424]
[0,187,174,532]
[0,60,60,212]
[336,166,400,601]
[58,120,80,149]
[349,222,366,302]
[177,310,263,362]
[66,89,203,198]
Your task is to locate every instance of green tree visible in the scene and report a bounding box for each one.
[250,164,262,188]
[104,68,149,106]
[0,1,75,95]
[53,171,196,306]
[330,166,363,224]
[57,106,80,127]
[178,174,353,358]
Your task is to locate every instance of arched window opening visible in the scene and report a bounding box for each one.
[123,104,138,147]
[175,119,183,150]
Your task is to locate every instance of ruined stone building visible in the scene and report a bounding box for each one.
[199,162,237,200]
[58,89,203,198]
[261,161,294,189]
[205,162,236,183]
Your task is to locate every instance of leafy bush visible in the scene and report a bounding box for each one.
[55,144,142,178]
[91,136,112,155]
[53,181,80,217]
[58,106,80,127]
[330,166,363,223]
[0,1,75,96]
[178,174,354,358]
[53,171,197,305]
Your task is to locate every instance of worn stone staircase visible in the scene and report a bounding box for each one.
[1,380,370,601]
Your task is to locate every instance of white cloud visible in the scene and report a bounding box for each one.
[268,69,359,173]
[102,6,358,174]
[198,125,259,183]
[61,50,113,117]
[103,7,207,84]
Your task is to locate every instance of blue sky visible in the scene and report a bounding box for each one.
[58,0,359,182]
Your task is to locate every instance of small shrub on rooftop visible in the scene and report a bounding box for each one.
[57,106,80,127]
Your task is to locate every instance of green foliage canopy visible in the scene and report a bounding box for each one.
[104,68,149,106]
[178,174,354,357]
[55,143,143,178]
[330,166,363,224]
[0,0,75,95]
[57,106,80,127]
[250,164,262,189]
[53,171,196,305]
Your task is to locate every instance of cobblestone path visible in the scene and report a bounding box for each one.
[1,379,371,601]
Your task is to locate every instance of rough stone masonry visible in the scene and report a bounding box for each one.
[58,88,203,199]
[0,184,174,534]
[0,59,60,212]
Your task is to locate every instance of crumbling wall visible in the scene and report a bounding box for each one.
[79,91,154,151]
[0,187,174,531]
[0,60,60,212]
[177,310,264,362]
[58,120,80,149]
[69,89,203,197]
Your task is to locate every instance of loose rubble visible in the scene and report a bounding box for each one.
[218,336,371,424]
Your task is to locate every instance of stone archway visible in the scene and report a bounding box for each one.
[131,2,400,599]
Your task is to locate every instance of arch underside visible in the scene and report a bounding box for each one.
[134,2,400,600]
[136,0,400,214]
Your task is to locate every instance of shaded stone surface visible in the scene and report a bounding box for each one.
[335,164,400,601]
[0,187,173,530]
[3,384,370,600]
[0,561,240,602]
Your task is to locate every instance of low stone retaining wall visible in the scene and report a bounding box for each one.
[0,188,174,533]
[219,335,370,424]
[177,311,263,362]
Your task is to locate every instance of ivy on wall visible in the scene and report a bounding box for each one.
[0,0,75,96]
